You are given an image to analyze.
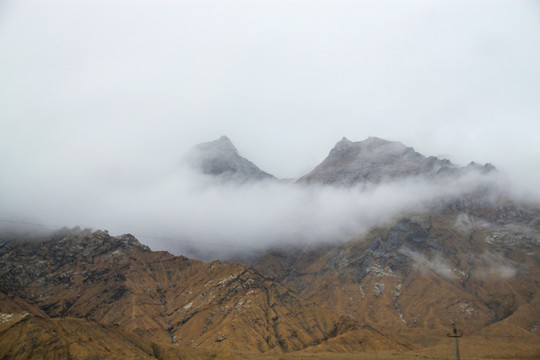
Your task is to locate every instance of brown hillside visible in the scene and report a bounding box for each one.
[253,199,540,354]
[0,313,247,360]
[0,228,406,356]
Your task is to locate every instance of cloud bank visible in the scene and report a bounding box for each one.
[0,162,502,260]
[399,248,456,280]
[0,1,539,260]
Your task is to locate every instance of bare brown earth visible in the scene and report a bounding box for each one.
[0,312,246,360]
[3,310,536,360]
[0,229,410,359]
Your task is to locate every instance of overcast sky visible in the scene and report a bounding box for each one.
[1,1,539,255]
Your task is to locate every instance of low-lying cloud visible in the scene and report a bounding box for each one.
[399,248,456,279]
[474,252,518,279]
[1,1,539,261]
[0,162,503,260]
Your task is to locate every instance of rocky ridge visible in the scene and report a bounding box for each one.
[298,136,495,185]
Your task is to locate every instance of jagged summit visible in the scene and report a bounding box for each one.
[334,136,352,148]
[466,161,496,174]
[298,137,494,185]
[195,135,237,154]
[186,136,275,183]
[331,136,408,157]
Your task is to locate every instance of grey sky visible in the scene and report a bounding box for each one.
[1,1,539,255]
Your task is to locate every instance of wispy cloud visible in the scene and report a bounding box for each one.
[474,252,517,279]
[399,248,456,279]
[1,161,501,260]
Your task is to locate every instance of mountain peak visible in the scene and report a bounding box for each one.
[186,136,274,182]
[334,137,353,151]
[298,136,456,185]
[365,136,388,143]
[362,136,406,149]
[194,135,238,154]
[466,161,497,174]
[332,137,404,154]
[216,135,234,147]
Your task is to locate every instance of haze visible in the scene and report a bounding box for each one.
[1,1,539,258]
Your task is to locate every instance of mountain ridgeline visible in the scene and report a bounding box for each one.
[1,136,539,359]
[186,135,495,185]
[298,136,495,185]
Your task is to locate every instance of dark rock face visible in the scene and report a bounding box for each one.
[298,137,494,186]
[186,136,275,183]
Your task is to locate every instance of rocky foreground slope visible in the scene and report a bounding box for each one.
[0,228,408,359]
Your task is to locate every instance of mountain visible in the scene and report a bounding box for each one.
[0,228,409,358]
[2,135,539,359]
[252,196,540,358]
[0,315,182,360]
[186,136,275,182]
[234,137,538,358]
[298,136,495,185]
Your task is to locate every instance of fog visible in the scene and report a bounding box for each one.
[399,248,456,280]
[0,160,501,259]
[1,1,539,258]
[474,252,518,279]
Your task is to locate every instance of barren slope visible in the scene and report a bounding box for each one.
[253,197,540,352]
[0,228,408,355]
